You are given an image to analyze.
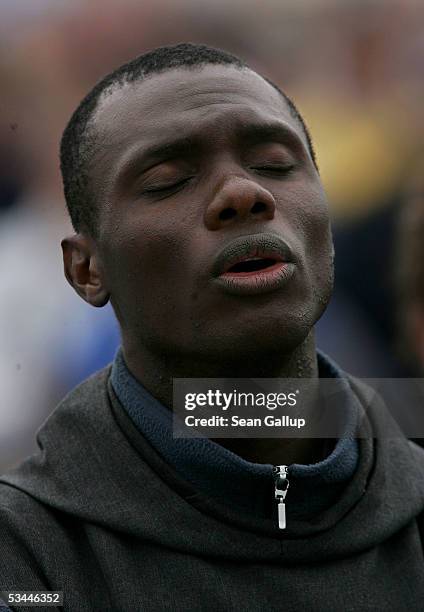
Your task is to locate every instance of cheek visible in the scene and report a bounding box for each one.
[290,177,329,226]
[105,216,185,278]
[280,179,332,256]
[100,219,196,332]
[304,212,334,309]
[283,181,334,301]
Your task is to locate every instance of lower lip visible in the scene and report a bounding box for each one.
[214,262,295,296]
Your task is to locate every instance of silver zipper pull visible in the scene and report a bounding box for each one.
[273,465,289,529]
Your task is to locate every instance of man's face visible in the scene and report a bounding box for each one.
[90,65,334,360]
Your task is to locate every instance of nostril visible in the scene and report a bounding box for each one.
[219,208,237,221]
[251,202,267,214]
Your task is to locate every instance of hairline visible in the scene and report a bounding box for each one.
[93,63,313,162]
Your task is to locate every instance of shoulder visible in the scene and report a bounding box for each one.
[0,364,113,540]
[0,365,122,589]
[0,483,57,587]
[0,477,69,540]
[54,363,112,410]
[33,364,113,446]
[0,480,50,533]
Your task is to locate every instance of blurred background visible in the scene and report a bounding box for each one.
[1,0,424,471]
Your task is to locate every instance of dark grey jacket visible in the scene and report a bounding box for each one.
[1,367,424,611]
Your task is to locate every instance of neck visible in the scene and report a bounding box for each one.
[122,331,324,465]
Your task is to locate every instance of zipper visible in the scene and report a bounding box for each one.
[273,465,289,529]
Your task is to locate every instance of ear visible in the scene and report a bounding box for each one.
[61,233,110,307]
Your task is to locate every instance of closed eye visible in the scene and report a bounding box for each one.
[141,176,194,197]
[251,165,295,176]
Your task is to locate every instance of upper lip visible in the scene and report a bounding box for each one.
[211,233,294,277]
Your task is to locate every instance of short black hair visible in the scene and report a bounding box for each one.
[60,42,317,237]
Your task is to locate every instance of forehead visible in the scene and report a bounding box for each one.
[92,65,305,155]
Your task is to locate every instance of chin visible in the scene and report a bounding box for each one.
[195,314,315,362]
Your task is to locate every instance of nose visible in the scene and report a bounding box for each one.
[204,175,276,231]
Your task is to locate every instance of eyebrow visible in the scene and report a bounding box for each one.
[116,120,306,186]
[235,121,305,150]
[141,122,303,160]
[113,137,198,189]
[237,121,309,157]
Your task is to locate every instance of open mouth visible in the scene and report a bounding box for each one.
[226,257,281,274]
[211,233,296,295]
[212,233,294,279]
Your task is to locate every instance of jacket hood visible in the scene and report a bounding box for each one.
[1,366,424,565]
